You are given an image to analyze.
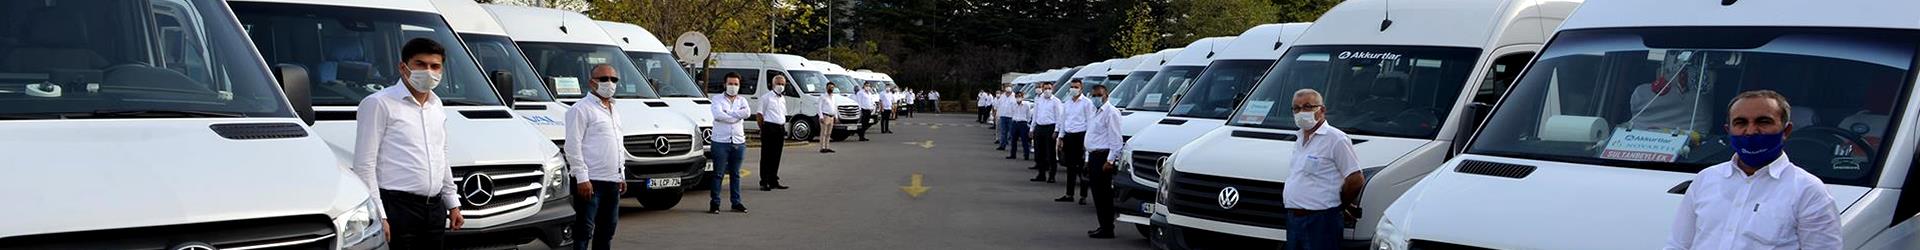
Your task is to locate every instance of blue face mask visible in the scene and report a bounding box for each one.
[1728,131,1787,168]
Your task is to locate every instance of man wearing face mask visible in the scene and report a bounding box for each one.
[1667,90,1839,250]
[853,84,875,141]
[977,90,992,124]
[350,38,463,249]
[759,75,791,191]
[1029,82,1062,181]
[995,85,1015,150]
[564,64,627,250]
[1057,80,1092,204]
[1281,88,1362,250]
[879,86,896,134]
[708,73,753,214]
[1082,84,1126,239]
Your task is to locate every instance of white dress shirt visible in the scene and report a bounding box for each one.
[1666,155,1841,250]
[759,89,787,125]
[880,91,896,110]
[1282,124,1360,210]
[995,94,1016,118]
[351,82,458,216]
[930,91,940,101]
[817,92,837,115]
[564,94,627,183]
[1009,100,1030,122]
[1083,100,1125,163]
[977,92,991,107]
[854,90,875,111]
[1060,96,1093,133]
[709,93,752,144]
[1032,95,1062,126]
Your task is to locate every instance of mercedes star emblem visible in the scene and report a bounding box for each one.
[172,242,215,250]
[1217,186,1240,210]
[461,173,496,206]
[653,136,673,155]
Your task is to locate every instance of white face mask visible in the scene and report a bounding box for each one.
[773,85,785,94]
[1069,87,1081,96]
[593,81,617,98]
[1294,111,1319,129]
[725,85,741,96]
[407,69,441,93]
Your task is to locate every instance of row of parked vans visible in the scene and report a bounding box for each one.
[1011,0,1920,249]
[0,0,894,248]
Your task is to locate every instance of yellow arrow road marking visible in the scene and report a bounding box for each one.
[900,173,930,198]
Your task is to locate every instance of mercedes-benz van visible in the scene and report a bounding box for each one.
[813,60,867,140]
[1377,0,1920,249]
[0,0,383,248]
[230,0,575,247]
[596,21,716,152]
[486,4,707,210]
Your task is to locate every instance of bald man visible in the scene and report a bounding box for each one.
[567,64,627,250]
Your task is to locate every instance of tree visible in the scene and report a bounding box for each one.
[1274,0,1340,23]
[1163,0,1279,46]
[487,0,590,12]
[804,41,892,72]
[587,0,778,53]
[1109,1,1159,56]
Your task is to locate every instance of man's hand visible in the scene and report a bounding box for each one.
[1103,161,1116,172]
[576,182,593,198]
[618,182,628,195]
[448,208,464,231]
[382,219,391,241]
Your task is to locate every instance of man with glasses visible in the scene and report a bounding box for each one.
[564,64,627,250]
[1281,88,1362,250]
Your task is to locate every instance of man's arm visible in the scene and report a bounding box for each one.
[1795,182,1843,250]
[1336,139,1365,205]
[562,107,589,183]
[1664,180,1701,250]
[711,96,746,123]
[351,99,387,217]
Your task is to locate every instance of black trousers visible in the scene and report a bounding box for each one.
[1033,124,1058,179]
[1061,132,1087,197]
[1088,149,1116,230]
[570,181,620,250]
[759,121,786,185]
[977,106,989,123]
[879,110,894,133]
[380,189,447,250]
[857,109,874,139]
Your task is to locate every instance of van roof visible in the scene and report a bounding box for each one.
[1071,59,1119,78]
[1130,48,1183,73]
[484,5,617,46]
[1164,36,1236,67]
[1104,55,1145,76]
[1295,0,1578,48]
[1562,0,1918,30]
[1214,23,1312,60]
[813,61,850,74]
[711,52,771,69]
[595,21,672,53]
[763,54,815,70]
[430,0,506,36]
[233,0,439,14]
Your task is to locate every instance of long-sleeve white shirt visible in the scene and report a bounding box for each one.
[1666,155,1841,250]
[817,92,837,115]
[1060,96,1093,133]
[977,92,991,107]
[564,94,627,183]
[351,82,458,217]
[759,90,787,125]
[1031,95,1062,126]
[1083,99,1125,163]
[930,91,940,101]
[854,90,875,110]
[1009,100,1030,122]
[880,91,896,109]
[709,93,752,144]
[995,94,1016,118]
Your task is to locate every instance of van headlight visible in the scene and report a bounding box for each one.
[337,198,384,248]
[1373,217,1409,250]
[542,152,570,201]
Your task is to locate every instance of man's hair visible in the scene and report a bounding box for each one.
[400,38,445,62]
[1070,79,1083,84]
[1294,88,1324,104]
[1091,84,1108,93]
[724,72,742,80]
[1729,89,1792,122]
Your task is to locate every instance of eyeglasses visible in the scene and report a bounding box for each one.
[593,76,620,83]
[1291,104,1322,112]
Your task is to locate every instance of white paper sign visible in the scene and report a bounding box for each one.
[1239,101,1275,124]
[1599,128,1687,162]
[554,77,581,96]
[1144,93,1163,106]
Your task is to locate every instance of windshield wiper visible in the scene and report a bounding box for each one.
[82,109,247,118]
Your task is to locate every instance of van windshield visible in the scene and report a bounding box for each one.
[461,34,552,102]
[1467,27,1919,187]
[826,74,858,93]
[0,0,291,119]
[234,2,502,106]
[789,70,830,94]
[623,51,703,98]
[517,42,660,99]
[1128,65,1205,112]
[1169,60,1275,119]
[1229,46,1478,139]
[1111,71,1157,109]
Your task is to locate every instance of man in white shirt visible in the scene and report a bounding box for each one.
[758,75,791,191]
[977,90,992,123]
[879,86,897,134]
[817,86,838,153]
[1281,89,1362,250]
[1056,80,1093,203]
[350,38,463,249]
[1028,82,1063,182]
[903,89,916,118]
[995,86,1016,150]
[1667,90,1840,250]
[708,72,753,214]
[930,90,942,113]
[1083,84,1126,239]
[563,64,627,250]
[1006,91,1030,160]
[852,84,875,141]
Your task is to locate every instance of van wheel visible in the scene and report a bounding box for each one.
[788,118,816,141]
[635,191,683,210]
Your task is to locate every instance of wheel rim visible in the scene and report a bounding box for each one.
[791,121,811,140]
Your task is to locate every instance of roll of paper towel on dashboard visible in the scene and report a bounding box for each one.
[1540,115,1608,142]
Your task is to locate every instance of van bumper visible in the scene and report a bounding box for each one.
[445,199,575,249]
[1113,171,1155,226]
[623,154,710,193]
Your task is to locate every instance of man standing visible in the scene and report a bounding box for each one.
[879,86,896,134]
[977,90,991,124]
[853,85,875,141]
[350,38,463,249]
[995,86,1016,150]
[929,90,941,113]
[708,73,752,214]
[1281,89,1363,250]
[563,64,627,250]
[1056,80,1091,203]
[758,75,791,191]
[1029,82,1062,181]
[1667,90,1840,250]
[817,86,838,153]
[1006,91,1030,160]
[1083,84,1126,239]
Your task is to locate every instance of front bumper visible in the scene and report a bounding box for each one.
[444,199,575,249]
[623,154,710,193]
[1114,171,1155,226]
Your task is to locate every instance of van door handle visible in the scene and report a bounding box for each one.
[1667,180,1692,195]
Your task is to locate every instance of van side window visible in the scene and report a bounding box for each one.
[1474,52,1533,105]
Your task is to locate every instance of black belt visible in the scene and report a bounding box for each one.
[1288,208,1334,216]
[379,189,440,206]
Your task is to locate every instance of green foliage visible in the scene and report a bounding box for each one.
[1164,0,1280,47]
[804,41,892,72]
[1110,1,1159,57]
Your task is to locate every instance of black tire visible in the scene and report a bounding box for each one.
[635,190,684,210]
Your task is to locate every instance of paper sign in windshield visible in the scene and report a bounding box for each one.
[1600,128,1687,162]
[1239,101,1274,124]
[554,77,581,96]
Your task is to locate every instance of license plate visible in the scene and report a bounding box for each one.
[647,178,681,189]
[703,162,714,171]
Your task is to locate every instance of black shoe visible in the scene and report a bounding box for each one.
[708,205,721,214]
[1054,196,1073,202]
[860,138,871,141]
[731,205,749,213]
[1029,177,1045,182]
[1005,156,1016,159]
[1078,197,1088,205]
[1087,228,1115,239]
[995,147,1004,150]
[774,184,791,189]
[1047,179,1057,183]
[821,148,836,153]
[761,185,775,191]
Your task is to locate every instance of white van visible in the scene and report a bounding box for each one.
[1099,53,1153,109]
[596,21,715,153]
[1157,0,1578,248]
[1120,37,1235,141]
[814,60,869,139]
[1112,49,1182,111]
[1377,0,1920,249]
[485,4,707,210]
[704,53,846,141]
[1056,59,1115,99]
[0,0,382,248]
[228,0,573,247]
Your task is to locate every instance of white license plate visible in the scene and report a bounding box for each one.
[703,162,714,171]
[647,178,681,189]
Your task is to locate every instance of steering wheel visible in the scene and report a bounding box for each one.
[1388,107,1445,129]
[1784,126,1875,175]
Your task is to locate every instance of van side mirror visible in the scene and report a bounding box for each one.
[490,70,515,107]
[272,64,314,125]
[1449,102,1493,157]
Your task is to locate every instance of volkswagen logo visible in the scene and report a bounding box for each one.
[653,136,673,155]
[461,173,496,206]
[172,242,215,250]
[1217,187,1240,210]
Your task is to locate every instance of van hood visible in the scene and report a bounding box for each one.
[1127,117,1227,157]
[612,100,699,137]
[311,106,560,167]
[661,97,714,127]
[513,101,569,141]
[1120,110,1167,138]
[1388,155,1870,249]
[1170,126,1426,182]
[0,119,365,238]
